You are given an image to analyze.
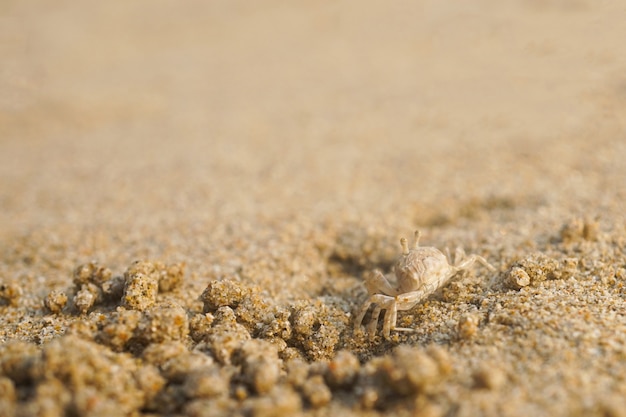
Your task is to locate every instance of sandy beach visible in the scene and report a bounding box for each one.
[1,1,626,416]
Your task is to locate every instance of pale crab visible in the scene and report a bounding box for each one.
[354,231,495,339]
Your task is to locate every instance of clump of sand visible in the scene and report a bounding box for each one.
[1,216,625,417]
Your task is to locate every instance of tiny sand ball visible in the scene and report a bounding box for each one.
[414,399,445,417]
[560,218,584,243]
[289,301,346,361]
[189,313,215,342]
[457,313,480,340]
[301,375,332,408]
[122,272,159,311]
[243,386,302,417]
[157,262,185,292]
[326,350,360,388]
[291,303,316,336]
[206,307,251,365]
[238,339,280,395]
[142,341,189,368]
[97,309,142,351]
[0,376,17,414]
[73,284,99,314]
[182,367,229,399]
[560,257,579,280]
[125,260,158,277]
[0,341,41,384]
[32,378,70,417]
[0,283,21,307]
[360,387,379,410]
[136,303,189,344]
[73,261,112,287]
[44,290,68,314]
[199,279,251,313]
[0,376,16,399]
[582,218,599,241]
[161,351,214,384]
[472,364,506,390]
[247,357,280,395]
[425,345,453,376]
[510,253,559,284]
[505,267,531,290]
[380,346,442,396]
[134,365,166,409]
[285,359,310,389]
[184,398,238,417]
[73,293,94,315]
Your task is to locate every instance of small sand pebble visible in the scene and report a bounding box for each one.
[0,341,40,384]
[326,350,360,388]
[189,313,215,342]
[377,345,444,396]
[505,267,531,290]
[156,261,185,292]
[97,309,141,351]
[182,367,229,399]
[0,376,16,415]
[134,364,166,409]
[73,261,112,287]
[199,279,251,312]
[243,386,302,417]
[202,307,252,364]
[414,400,445,417]
[237,339,280,395]
[582,218,599,241]
[560,257,579,280]
[142,341,189,368]
[44,290,68,314]
[457,313,480,340]
[122,270,159,311]
[73,284,100,314]
[425,345,453,376]
[472,364,506,390]
[135,303,189,344]
[285,359,309,389]
[184,398,238,417]
[161,351,214,383]
[301,375,332,408]
[560,218,585,243]
[289,300,347,361]
[0,283,21,307]
[31,378,70,416]
[509,253,559,284]
[359,387,379,410]
[560,217,600,242]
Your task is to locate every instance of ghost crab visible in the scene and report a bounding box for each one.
[354,231,495,339]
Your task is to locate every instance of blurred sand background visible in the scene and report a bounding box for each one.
[1,1,626,416]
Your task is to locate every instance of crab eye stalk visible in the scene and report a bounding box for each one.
[400,237,409,255]
[414,230,421,249]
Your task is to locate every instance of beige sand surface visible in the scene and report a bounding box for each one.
[2,1,626,416]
